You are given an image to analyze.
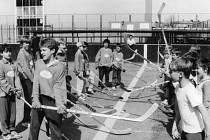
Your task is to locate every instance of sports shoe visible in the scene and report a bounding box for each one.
[112,86,116,90]
[78,94,86,101]
[2,134,12,140]
[161,99,168,106]
[22,122,30,128]
[87,89,94,95]
[10,131,22,139]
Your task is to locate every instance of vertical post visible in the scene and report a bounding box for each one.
[157,41,160,65]
[129,14,132,22]
[72,15,74,44]
[1,25,3,43]
[144,44,147,64]
[100,14,102,44]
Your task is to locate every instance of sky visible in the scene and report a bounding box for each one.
[1,0,210,21]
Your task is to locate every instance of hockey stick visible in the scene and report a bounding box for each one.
[157,2,171,57]
[122,44,164,72]
[131,80,169,92]
[86,71,124,99]
[70,85,116,109]
[124,49,137,61]
[67,99,130,135]
[41,103,158,122]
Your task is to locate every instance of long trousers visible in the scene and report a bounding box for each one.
[76,71,95,95]
[181,131,205,140]
[112,68,121,87]
[20,78,32,122]
[28,95,62,140]
[0,95,16,135]
[98,66,110,87]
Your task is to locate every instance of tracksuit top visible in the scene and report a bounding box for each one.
[112,51,123,69]
[74,49,89,74]
[32,59,67,107]
[16,48,34,81]
[95,47,113,67]
[0,59,22,97]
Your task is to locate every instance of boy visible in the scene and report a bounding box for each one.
[0,44,23,139]
[170,57,210,140]
[74,41,94,99]
[112,43,124,90]
[17,37,34,124]
[95,39,113,88]
[28,38,67,140]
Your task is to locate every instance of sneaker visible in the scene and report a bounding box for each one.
[10,131,22,139]
[22,122,30,128]
[87,89,94,95]
[2,134,12,140]
[78,94,86,101]
[161,99,168,106]
[112,87,116,90]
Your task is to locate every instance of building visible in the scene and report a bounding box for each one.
[16,0,44,40]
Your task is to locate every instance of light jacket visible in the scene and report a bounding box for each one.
[95,47,113,67]
[32,59,67,107]
[16,48,34,81]
[0,59,22,97]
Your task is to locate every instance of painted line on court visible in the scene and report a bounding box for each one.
[93,63,147,140]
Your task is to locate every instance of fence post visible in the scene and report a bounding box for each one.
[1,25,3,43]
[144,44,148,64]
[100,14,102,44]
[72,15,74,44]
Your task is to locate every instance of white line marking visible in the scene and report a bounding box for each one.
[92,63,147,140]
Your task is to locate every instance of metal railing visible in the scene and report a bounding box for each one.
[1,13,210,43]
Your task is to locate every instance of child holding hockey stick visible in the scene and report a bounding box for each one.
[170,57,210,140]
[111,43,126,90]
[28,38,67,140]
[0,43,23,139]
[196,57,210,114]
[74,41,95,100]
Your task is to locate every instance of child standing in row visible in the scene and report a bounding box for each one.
[196,58,210,113]
[0,44,23,139]
[95,39,113,88]
[171,57,210,140]
[112,43,124,90]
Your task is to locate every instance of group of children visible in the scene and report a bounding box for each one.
[74,38,126,99]
[1,35,210,140]
[0,38,68,140]
[0,37,127,140]
[160,45,210,140]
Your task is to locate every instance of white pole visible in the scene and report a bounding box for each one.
[144,44,147,64]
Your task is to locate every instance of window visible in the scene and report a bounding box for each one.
[23,7,29,16]
[17,7,22,16]
[30,7,36,16]
[16,0,23,6]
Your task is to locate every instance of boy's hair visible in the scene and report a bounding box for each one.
[39,38,58,56]
[169,57,193,78]
[0,43,12,53]
[197,57,210,75]
[115,43,121,48]
[19,37,31,45]
[103,39,110,44]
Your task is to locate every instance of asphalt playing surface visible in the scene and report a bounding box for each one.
[6,63,174,140]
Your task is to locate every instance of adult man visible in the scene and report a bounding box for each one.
[28,38,67,140]
[17,37,34,124]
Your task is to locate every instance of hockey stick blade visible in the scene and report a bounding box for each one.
[41,103,158,122]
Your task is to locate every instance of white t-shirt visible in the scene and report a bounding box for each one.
[175,82,204,133]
